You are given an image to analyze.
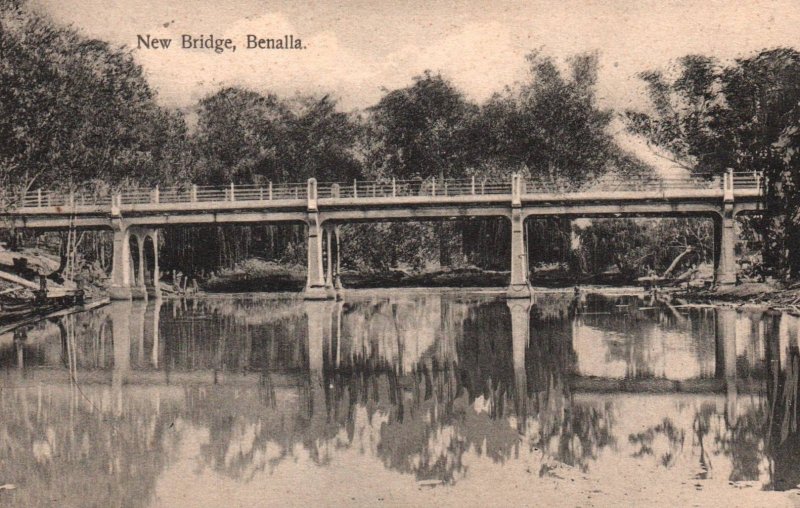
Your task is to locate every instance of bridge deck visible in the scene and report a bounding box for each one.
[4,172,764,229]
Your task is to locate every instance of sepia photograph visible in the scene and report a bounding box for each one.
[1,0,800,506]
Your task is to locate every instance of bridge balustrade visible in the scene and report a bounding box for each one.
[16,171,763,210]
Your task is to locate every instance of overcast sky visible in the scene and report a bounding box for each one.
[30,0,800,114]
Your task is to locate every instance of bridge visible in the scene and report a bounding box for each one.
[3,170,764,299]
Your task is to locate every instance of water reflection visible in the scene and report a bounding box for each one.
[1,292,799,506]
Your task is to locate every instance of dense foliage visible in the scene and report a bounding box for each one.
[627,50,800,278]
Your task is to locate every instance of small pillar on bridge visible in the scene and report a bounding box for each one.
[507,175,531,298]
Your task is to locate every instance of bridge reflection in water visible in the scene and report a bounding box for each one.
[1,292,799,506]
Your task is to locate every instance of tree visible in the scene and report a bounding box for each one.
[0,0,187,203]
[191,87,362,185]
[627,49,800,278]
[366,71,477,180]
[473,52,629,184]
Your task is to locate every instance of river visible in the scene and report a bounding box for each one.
[1,290,799,507]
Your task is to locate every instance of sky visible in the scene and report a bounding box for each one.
[28,0,800,172]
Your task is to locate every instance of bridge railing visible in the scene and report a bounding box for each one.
[15,171,763,210]
[20,190,113,208]
[731,172,762,190]
[317,178,512,199]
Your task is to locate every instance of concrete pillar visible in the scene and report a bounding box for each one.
[323,223,343,298]
[110,226,132,300]
[132,233,147,300]
[148,230,161,299]
[324,225,333,287]
[333,226,343,292]
[508,299,531,430]
[714,210,737,285]
[305,213,330,299]
[507,208,531,298]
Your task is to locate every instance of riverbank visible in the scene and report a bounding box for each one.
[198,258,642,293]
[676,280,800,312]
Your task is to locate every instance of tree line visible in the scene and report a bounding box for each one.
[2,0,799,282]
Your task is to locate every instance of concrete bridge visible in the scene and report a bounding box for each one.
[3,170,764,299]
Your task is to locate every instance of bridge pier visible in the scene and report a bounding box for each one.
[110,226,160,300]
[305,213,330,300]
[110,227,133,300]
[507,174,531,298]
[130,233,147,300]
[714,209,737,285]
[323,224,343,299]
[143,230,161,299]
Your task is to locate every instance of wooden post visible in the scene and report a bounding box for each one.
[392,178,396,197]
[37,189,42,207]
[353,179,358,198]
[230,182,236,202]
[432,178,436,197]
[191,184,198,202]
[471,176,475,195]
[269,181,273,200]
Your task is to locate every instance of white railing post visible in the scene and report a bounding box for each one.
[37,189,42,207]
[724,168,734,202]
[111,192,122,216]
[191,184,198,202]
[69,190,75,208]
[353,179,358,198]
[230,182,236,202]
[269,181,273,200]
[307,178,318,211]
[152,185,160,204]
[444,180,448,196]
[511,173,521,207]
[471,176,476,195]
[432,178,436,197]
[392,178,396,197]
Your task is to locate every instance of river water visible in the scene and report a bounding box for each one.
[1,290,799,507]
